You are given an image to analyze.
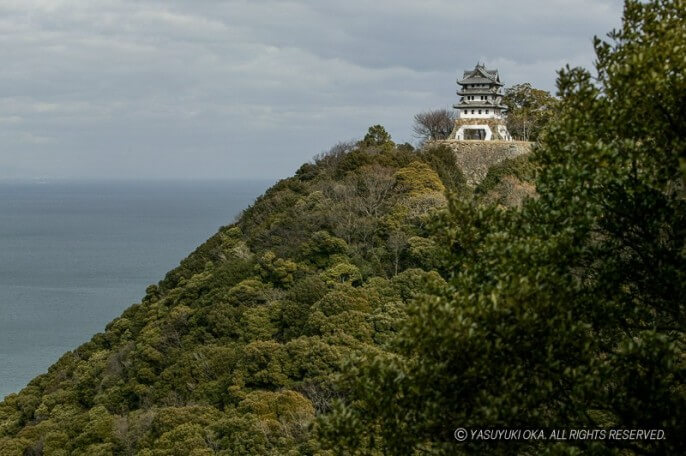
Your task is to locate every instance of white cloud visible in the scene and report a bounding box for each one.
[0,0,623,179]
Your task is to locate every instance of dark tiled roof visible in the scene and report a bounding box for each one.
[460,76,495,84]
[458,63,503,86]
[457,87,501,95]
[454,101,507,109]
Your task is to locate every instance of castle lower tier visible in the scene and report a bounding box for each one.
[449,118,512,141]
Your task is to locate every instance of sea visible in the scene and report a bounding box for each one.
[0,179,271,399]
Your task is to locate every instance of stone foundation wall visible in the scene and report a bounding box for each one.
[434,140,533,185]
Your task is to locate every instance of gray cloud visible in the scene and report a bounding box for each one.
[0,0,623,179]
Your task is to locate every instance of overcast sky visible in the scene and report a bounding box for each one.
[1,0,623,180]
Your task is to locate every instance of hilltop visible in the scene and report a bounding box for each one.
[0,131,531,455]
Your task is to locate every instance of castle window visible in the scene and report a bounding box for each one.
[471,110,475,114]
[464,110,468,114]
[478,110,482,114]
[485,110,489,114]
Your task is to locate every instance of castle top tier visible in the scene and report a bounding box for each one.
[453,63,507,120]
[458,63,504,87]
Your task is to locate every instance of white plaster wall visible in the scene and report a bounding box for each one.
[459,95,501,103]
[457,109,502,119]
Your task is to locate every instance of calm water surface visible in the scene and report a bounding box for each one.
[0,179,270,399]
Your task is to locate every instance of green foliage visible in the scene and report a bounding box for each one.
[406,236,441,270]
[317,1,686,455]
[503,82,558,141]
[299,231,348,268]
[418,144,468,196]
[360,125,395,151]
[320,263,363,287]
[0,123,464,455]
[475,154,537,196]
[474,154,538,207]
[3,4,678,453]
[257,252,298,287]
[393,161,446,196]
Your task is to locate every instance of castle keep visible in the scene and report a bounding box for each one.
[449,63,512,141]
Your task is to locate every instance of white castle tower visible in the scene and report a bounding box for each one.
[449,63,512,141]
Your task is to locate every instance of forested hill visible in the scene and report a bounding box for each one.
[2,2,685,453]
[0,129,532,455]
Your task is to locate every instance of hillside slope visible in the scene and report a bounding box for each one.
[0,132,529,455]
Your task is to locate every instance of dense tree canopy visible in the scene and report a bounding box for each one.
[0,127,478,455]
[503,82,557,141]
[1,1,683,455]
[318,1,686,454]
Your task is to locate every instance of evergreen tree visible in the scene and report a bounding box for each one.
[503,83,557,141]
[318,1,686,454]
